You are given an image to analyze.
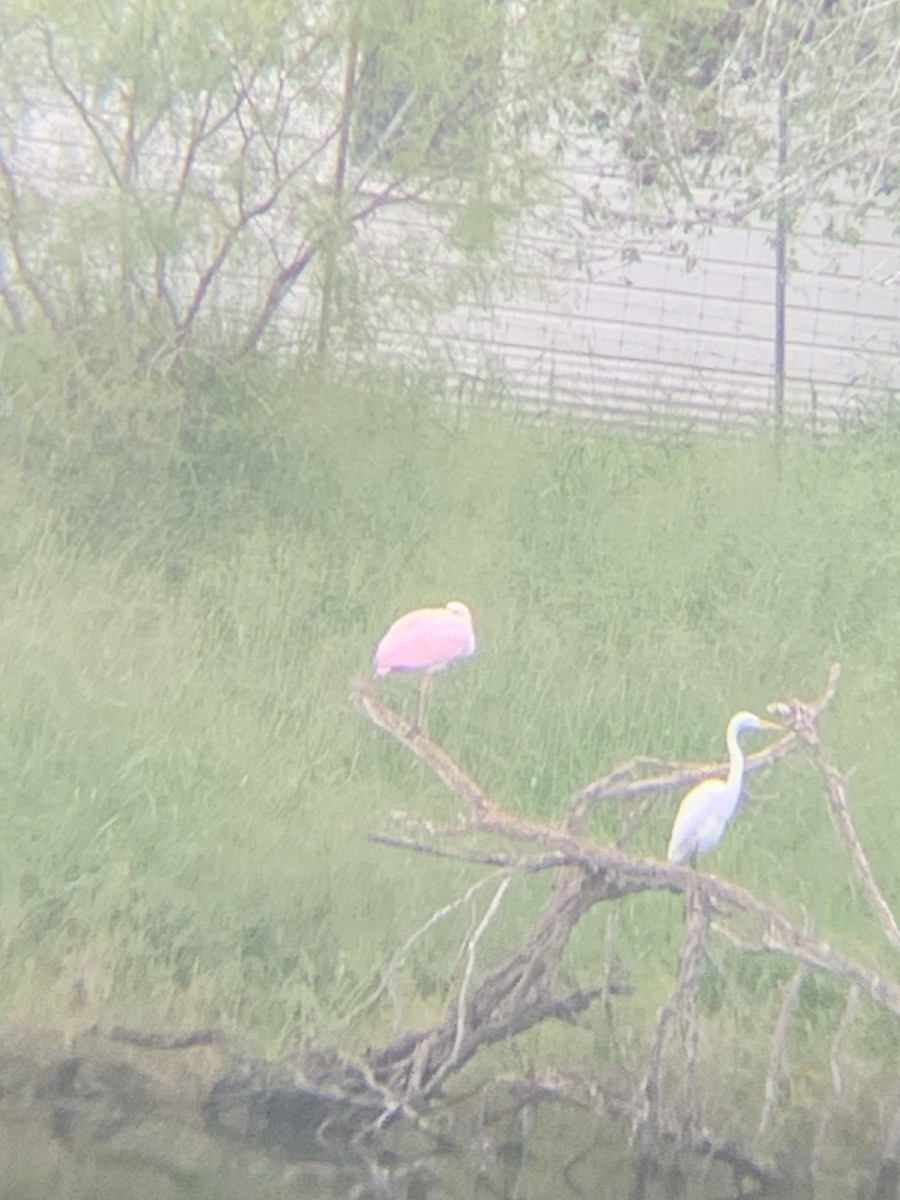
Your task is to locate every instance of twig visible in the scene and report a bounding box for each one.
[358,666,900,1027]
[638,877,710,1146]
[602,907,620,1022]
[341,871,511,1029]
[108,1026,224,1049]
[430,874,514,1094]
[566,756,694,833]
[357,661,900,1128]
[352,675,494,820]
[778,686,900,953]
[811,983,859,1176]
[757,962,808,1140]
[368,833,571,873]
[567,664,841,832]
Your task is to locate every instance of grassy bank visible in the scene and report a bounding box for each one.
[2,332,900,1099]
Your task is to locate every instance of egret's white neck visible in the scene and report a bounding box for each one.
[725,719,747,793]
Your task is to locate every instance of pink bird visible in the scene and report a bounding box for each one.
[373,601,476,733]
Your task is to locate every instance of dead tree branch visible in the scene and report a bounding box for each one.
[638,878,711,1147]
[568,662,841,834]
[772,680,900,953]
[757,961,808,1140]
[354,662,900,1138]
[811,982,859,1176]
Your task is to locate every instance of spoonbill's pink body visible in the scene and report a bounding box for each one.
[373,601,476,732]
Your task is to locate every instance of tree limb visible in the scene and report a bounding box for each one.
[355,663,900,1120]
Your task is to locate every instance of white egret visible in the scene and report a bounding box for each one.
[666,711,780,866]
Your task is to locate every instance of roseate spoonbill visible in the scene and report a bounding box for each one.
[667,711,780,866]
[373,601,476,733]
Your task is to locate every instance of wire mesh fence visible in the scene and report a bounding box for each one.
[5,93,900,434]
[361,170,900,433]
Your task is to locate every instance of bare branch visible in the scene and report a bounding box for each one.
[758,961,808,1140]
[342,870,512,1031]
[352,675,495,820]
[811,983,860,1176]
[0,154,60,329]
[638,878,710,1146]
[567,661,841,825]
[41,25,124,190]
[772,666,900,954]
[242,244,318,353]
[368,833,570,874]
[355,662,900,1116]
[429,874,513,1095]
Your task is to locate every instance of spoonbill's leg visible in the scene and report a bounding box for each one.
[414,673,433,735]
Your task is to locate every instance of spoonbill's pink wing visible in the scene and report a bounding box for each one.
[374,607,475,675]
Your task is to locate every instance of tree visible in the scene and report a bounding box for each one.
[340,665,900,1186]
[0,0,619,361]
[3,0,894,370]
[563,0,900,230]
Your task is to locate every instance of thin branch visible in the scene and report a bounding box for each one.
[430,874,513,1094]
[41,26,124,189]
[0,155,60,329]
[638,877,710,1146]
[352,675,494,820]
[318,28,358,351]
[757,962,807,1140]
[783,703,900,953]
[567,662,841,826]
[174,190,284,342]
[368,833,570,874]
[811,983,859,1176]
[357,662,900,1122]
[242,244,318,353]
[341,870,511,1030]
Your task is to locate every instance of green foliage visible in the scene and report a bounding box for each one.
[0,0,623,357]
[564,0,900,229]
[2,0,896,373]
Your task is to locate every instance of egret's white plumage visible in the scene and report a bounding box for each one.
[667,711,780,865]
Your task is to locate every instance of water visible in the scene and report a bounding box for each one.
[0,1027,891,1200]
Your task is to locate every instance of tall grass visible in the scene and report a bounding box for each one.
[3,332,900,1092]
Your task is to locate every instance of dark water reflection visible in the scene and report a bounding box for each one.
[0,1114,732,1200]
[3,1101,891,1200]
[0,1033,892,1200]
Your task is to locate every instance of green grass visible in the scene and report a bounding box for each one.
[3,328,900,1132]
